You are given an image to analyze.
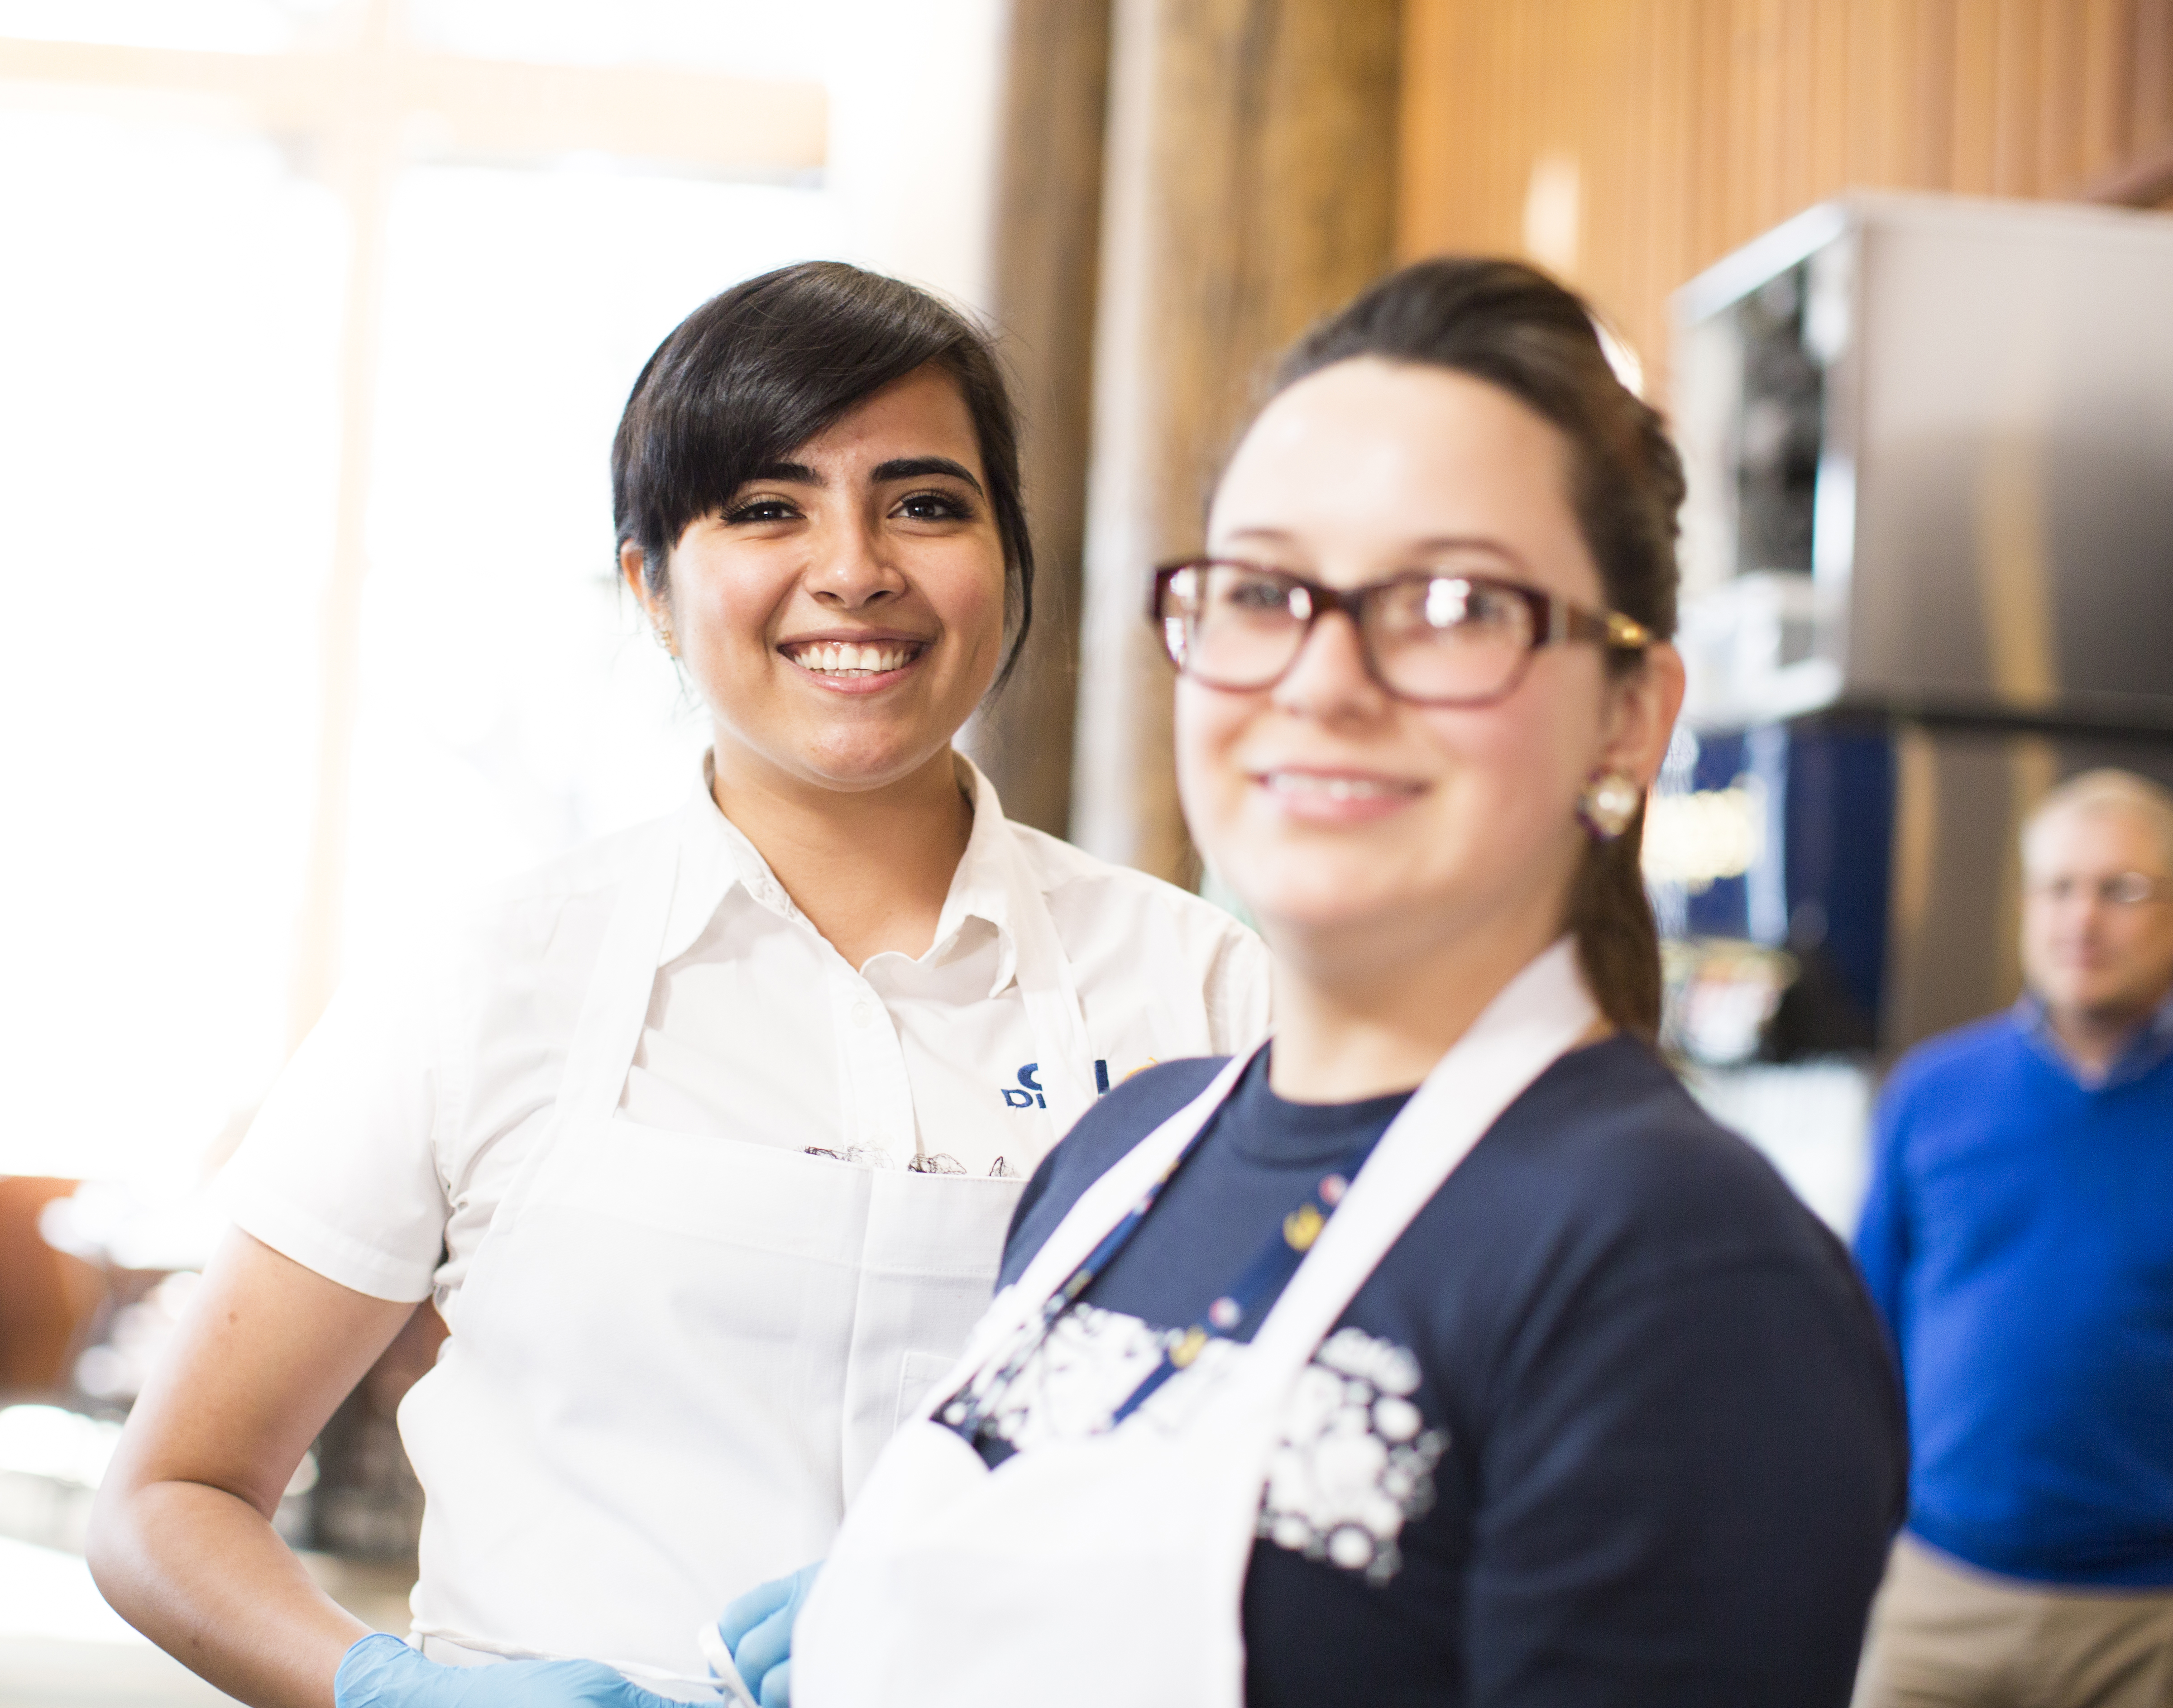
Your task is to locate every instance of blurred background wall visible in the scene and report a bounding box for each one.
[992,0,2173,882]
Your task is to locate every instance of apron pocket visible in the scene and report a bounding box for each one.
[894,1349,961,1435]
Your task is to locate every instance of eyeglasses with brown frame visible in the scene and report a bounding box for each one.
[1149,557,1654,708]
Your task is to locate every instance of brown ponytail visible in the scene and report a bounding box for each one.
[1261,258,1683,1037]
[1567,803,1663,1040]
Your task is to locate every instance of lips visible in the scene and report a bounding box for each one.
[1247,765,1426,825]
[1258,769,1423,801]
[780,639,927,677]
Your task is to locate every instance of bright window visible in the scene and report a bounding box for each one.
[0,109,345,1184]
[0,7,868,1187]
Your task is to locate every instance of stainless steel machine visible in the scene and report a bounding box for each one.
[1672,191,2173,737]
[1654,193,2173,1227]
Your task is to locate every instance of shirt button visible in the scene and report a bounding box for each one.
[852,1000,879,1026]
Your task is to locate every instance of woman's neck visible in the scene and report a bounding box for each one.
[708,742,975,970]
[1266,904,1602,1104]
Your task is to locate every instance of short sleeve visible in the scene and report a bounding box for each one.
[218,946,451,1303]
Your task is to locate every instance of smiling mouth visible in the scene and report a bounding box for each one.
[780,640,927,677]
[1258,770,1422,801]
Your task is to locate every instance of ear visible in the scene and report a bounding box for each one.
[1595,641,1685,789]
[621,539,667,626]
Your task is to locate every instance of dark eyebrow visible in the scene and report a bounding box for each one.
[1408,535,1525,562]
[742,460,824,487]
[1216,527,1530,567]
[872,456,985,496]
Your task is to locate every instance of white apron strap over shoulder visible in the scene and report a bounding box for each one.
[992,822,1098,1139]
[793,940,1600,1708]
[466,832,680,1257]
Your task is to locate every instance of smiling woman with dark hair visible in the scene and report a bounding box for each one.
[86,261,1270,1708]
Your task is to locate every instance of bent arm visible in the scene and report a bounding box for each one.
[88,1229,421,1708]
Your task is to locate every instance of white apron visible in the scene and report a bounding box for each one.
[793,940,1598,1708]
[396,820,1098,1697]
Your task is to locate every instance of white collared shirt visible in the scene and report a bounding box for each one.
[220,760,1271,1310]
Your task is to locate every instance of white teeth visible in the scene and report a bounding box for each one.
[790,641,916,675]
[1264,771,1403,800]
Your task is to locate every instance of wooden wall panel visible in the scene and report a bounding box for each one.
[1400,0,2173,397]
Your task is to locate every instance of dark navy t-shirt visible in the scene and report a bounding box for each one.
[996,1039,1906,1708]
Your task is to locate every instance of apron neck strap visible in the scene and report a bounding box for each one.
[998,1049,1256,1318]
[993,821,1100,1138]
[556,833,681,1128]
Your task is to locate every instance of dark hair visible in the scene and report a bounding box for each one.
[1264,258,1684,1038]
[611,261,1035,688]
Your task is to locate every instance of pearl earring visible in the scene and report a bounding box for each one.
[655,622,676,656]
[1578,770,1642,841]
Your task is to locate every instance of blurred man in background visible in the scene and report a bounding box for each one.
[1852,769,2173,1707]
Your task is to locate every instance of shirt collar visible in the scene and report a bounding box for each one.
[2014,985,2173,1090]
[657,751,1026,998]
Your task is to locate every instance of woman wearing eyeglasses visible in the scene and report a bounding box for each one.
[742,259,1906,1708]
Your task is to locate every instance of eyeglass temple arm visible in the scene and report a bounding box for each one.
[1559,602,1653,651]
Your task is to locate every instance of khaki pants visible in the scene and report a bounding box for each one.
[1853,1533,2173,1708]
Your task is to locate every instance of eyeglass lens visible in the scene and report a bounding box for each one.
[1165,563,1538,703]
[2028,872,2165,908]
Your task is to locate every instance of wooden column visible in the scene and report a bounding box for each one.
[972,0,1115,837]
[1071,0,1402,880]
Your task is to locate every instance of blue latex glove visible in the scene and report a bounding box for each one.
[715,1562,822,1708]
[335,1632,681,1708]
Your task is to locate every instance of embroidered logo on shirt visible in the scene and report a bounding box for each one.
[1001,1059,1123,1110]
[1000,1052,1139,1104]
[1258,1328,1448,1585]
[1002,1063,1049,1110]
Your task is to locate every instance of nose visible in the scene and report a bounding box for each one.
[807,512,907,609]
[1269,608,1391,723]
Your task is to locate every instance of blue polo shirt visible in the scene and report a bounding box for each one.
[1854,993,2173,1586]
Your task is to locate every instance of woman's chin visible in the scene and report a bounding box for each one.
[803,746,952,794]
[715,720,960,798]
[1237,877,1419,950]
